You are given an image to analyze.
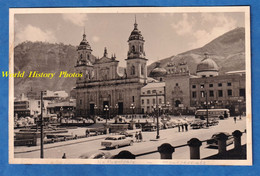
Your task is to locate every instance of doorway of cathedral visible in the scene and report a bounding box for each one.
[118,102,123,115]
[175,100,181,107]
[89,103,94,115]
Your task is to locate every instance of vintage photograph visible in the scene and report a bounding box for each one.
[9,7,251,165]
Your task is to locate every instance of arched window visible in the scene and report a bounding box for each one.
[140,45,143,52]
[141,65,144,75]
[132,45,135,52]
[131,65,135,75]
[80,54,83,59]
[87,54,90,60]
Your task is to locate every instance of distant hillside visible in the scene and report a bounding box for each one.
[14,42,80,98]
[148,27,245,75]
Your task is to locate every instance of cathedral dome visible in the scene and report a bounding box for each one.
[196,53,219,77]
[196,58,219,73]
[150,63,167,77]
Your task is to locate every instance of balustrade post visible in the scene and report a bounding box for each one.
[232,130,243,151]
[187,138,202,159]
[158,143,175,159]
[215,133,228,155]
[113,150,135,159]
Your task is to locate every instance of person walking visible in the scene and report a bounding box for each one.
[139,131,143,142]
[135,132,139,142]
[184,123,188,131]
[85,129,90,137]
[181,124,184,132]
[178,124,180,132]
[234,116,237,123]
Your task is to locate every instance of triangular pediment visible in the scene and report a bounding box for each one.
[95,56,118,64]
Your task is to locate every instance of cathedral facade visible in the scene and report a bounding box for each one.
[74,20,148,117]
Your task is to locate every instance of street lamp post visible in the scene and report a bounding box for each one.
[166,101,170,115]
[205,91,209,127]
[103,105,110,134]
[110,105,113,119]
[156,92,160,139]
[60,106,63,123]
[94,104,98,122]
[40,91,44,158]
[115,104,118,116]
[130,103,135,121]
[238,99,242,120]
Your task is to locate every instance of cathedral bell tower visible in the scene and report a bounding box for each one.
[75,30,94,84]
[125,17,148,83]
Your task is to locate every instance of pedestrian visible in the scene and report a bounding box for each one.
[85,129,90,137]
[139,131,143,142]
[181,124,184,132]
[178,124,180,132]
[224,111,228,119]
[184,123,188,132]
[135,132,139,142]
[234,116,237,123]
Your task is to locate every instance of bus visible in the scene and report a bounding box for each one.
[195,109,230,120]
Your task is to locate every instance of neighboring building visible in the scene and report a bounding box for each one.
[164,59,191,113]
[75,19,148,117]
[140,82,165,114]
[14,99,49,118]
[47,100,76,118]
[190,53,246,115]
[42,90,68,101]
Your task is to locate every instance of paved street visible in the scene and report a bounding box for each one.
[14,116,247,159]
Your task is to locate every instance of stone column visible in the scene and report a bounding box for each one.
[158,143,175,159]
[215,133,228,155]
[232,130,243,151]
[187,138,202,159]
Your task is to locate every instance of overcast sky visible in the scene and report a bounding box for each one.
[14,12,245,66]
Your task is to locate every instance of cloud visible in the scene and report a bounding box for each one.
[62,14,88,26]
[92,36,100,43]
[171,13,193,35]
[190,14,237,48]
[15,24,57,45]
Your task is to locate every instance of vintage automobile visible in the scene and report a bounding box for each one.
[101,135,134,149]
[206,132,233,147]
[190,120,206,129]
[208,119,219,126]
[142,123,157,131]
[142,122,163,131]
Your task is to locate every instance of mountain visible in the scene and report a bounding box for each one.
[14,41,79,98]
[148,27,245,75]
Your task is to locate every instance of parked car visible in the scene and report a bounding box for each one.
[142,123,157,131]
[207,132,233,147]
[208,119,219,126]
[142,122,163,131]
[190,120,206,129]
[101,135,134,149]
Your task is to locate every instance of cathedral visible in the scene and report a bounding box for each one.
[75,19,148,117]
